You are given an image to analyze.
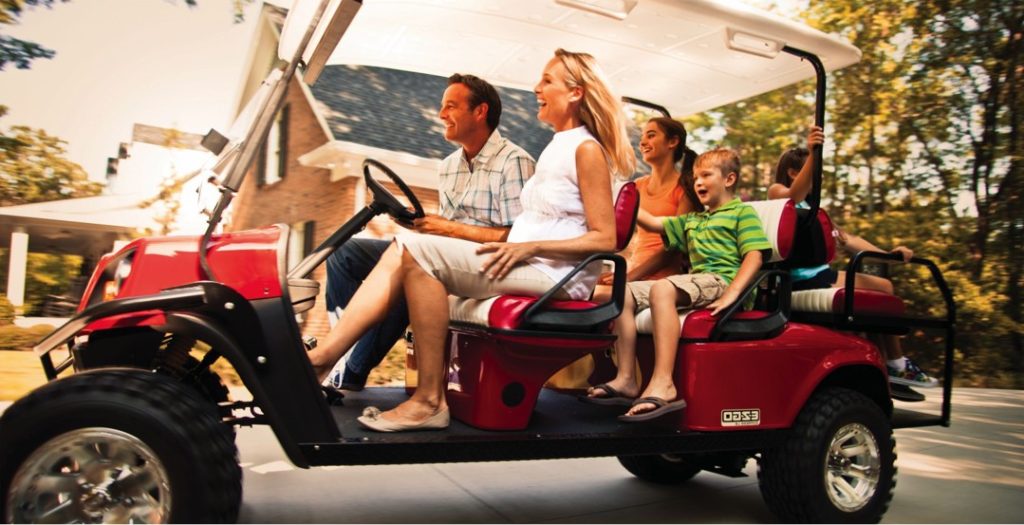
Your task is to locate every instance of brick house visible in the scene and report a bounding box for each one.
[228,4,551,338]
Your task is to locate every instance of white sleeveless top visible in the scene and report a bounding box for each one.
[507,126,603,299]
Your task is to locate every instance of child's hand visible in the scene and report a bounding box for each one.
[890,245,913,262]
[807,125,824,149]
[708,291,739,316]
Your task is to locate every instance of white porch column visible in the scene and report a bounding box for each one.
[6,227,28,308]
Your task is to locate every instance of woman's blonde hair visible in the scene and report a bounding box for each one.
[554,48,636,179]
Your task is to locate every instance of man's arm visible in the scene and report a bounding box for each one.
[411,215,509,242]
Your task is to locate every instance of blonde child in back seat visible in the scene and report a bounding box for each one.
[769,126,938,391]
[583,148,772,422]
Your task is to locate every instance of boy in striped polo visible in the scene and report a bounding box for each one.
[591,147,771,422]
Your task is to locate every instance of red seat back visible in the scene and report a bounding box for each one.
[614,181,639,252]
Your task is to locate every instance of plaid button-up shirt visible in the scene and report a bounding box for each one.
[437,129,535,227]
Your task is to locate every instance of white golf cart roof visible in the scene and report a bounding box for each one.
[283,0,861,118]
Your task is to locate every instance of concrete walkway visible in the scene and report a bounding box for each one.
[2,388,1021,522]
[230,388,1022,523]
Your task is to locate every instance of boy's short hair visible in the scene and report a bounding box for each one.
[695,147,742,189]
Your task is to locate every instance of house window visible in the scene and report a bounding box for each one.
[287,220,315,271]
[258,104,289,186]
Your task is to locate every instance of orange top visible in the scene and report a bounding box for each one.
[631,176,687,280]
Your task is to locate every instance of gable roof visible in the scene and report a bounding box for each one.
[308,64,553,161]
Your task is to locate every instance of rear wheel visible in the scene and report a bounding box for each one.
[0,369,241,523]
[617,453,702,484]
[758,387,895,523]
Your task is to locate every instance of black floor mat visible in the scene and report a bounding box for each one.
[331,387,680,442]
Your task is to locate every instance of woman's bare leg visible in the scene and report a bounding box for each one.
[371,249,450,423]
[625,280,688,416]
[833,271,899,358]
[834,271,894,294]
[307,243,406,381]
[590,291,640,398]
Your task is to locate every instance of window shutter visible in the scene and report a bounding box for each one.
[257,142,267,187]
[278,104,290,181]
[302,220,315,256]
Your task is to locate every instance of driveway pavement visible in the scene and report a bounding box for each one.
[2,388,1021,522]
[231,388,1023,523]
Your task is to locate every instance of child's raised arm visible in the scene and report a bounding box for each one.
[636,208,668,233]
[767,125,824,201]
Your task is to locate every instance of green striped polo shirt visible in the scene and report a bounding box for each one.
[661,198,772,284]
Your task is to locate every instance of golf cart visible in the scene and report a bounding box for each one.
[0,0,955,522]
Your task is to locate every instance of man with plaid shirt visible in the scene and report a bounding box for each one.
[324,73,535,391]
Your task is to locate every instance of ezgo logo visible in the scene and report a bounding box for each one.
[721,408,761,427]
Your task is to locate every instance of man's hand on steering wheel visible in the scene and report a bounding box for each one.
[410,214,458,236]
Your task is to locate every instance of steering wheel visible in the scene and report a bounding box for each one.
[362,158,425,226]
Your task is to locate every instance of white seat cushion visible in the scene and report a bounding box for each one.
[792,288,839,313]
[744,199,794,263]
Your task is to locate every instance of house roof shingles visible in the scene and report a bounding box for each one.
[309,65,553,161]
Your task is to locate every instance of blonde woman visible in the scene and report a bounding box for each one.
[306,49,636,432]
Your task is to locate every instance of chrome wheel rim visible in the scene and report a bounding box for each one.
[6,428,172,524]
[824,422,881,512]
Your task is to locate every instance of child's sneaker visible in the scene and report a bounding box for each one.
[890,383,925,402]
[887,358,939,388]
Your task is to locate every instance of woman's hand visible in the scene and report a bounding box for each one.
[890,245,914,262]
[476,242,537,280]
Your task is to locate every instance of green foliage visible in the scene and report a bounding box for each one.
[0,0,66,70]
[0,324,55,350]
[687,0,1024,387]
[0,249,82,315]
[0,295,14,325]
[687,84,814,200]
[840,208,1021,388]
[0,121,101,206]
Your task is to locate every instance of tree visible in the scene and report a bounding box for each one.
[0,106,101,206]
[685,0,1022,387]
[0,0,64,71]
[687,84,813,201]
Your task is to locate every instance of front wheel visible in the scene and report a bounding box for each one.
[758,387,896,523]
[0,369,241,523]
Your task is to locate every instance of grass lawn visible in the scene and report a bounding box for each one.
[1,341,408,402]
[0,351,48,401]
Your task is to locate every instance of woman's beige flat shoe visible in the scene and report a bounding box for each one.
[356,406,450,432]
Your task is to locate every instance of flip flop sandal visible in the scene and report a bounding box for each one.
[618,396,687,422]
[578,383,636,406]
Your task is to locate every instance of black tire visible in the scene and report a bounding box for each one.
[157,355,233,418]
[758,387,896,523]
[617,453,702,484]
[0,369,242,523]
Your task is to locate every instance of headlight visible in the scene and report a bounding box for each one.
[102,255,134,302]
